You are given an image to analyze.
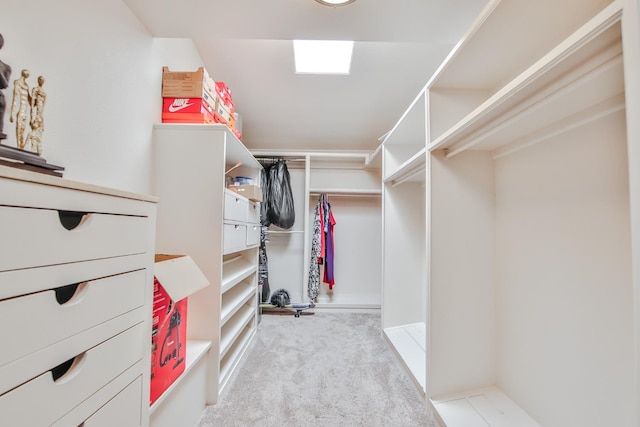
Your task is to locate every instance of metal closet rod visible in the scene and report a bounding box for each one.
[256,157,306,162]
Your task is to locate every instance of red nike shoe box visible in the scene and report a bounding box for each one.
[162,97,215,115]
[162,112,214,124]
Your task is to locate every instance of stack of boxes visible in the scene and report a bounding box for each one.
[161,67,240,138]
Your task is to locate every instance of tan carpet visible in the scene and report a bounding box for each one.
[196,312,434,427]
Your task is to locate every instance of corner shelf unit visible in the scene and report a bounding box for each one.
[381,0,640,426]
[252,150,383,309]
[152,124,263,419]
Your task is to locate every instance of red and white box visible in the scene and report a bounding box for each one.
[163,97,215,115]
[215,81,232,103]
[150,254,209,405]
[162,97,217,124]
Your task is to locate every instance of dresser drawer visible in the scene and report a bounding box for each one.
[0,205,149,272]
[247,201,260,224]
[0,269,146,371]
[81,376,142,426]
[0,323,144,426]
[224,190,248,222]
[246,224,260,247]
[224,223,246,254]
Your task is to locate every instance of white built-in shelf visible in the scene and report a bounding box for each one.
[219,322,256,389]
[430,387,540,427]
[382,148,427,186]
[221,281,255,326]
[383,323,426,393]
[222,255,256,294]
[429,3,623,156]
[430,0,618,91]
[265,230,304,235]
[383,89,427,147]
[309,188,382,197]
[154,123,261,171]
[219,306,255,359]
[382,89,427,181]
[149,340,213,414]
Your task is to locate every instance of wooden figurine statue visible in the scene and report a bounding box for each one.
[10,69,31,150]
[25,76,46,155]
[0,33,11,141]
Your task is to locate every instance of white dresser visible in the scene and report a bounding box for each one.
[0,165,157,426]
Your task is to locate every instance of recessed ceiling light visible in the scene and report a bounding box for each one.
[293,40,354,75]
[315,0,357,6]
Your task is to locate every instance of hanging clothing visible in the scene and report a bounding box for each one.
[258,226,270,302]
[307,194,336,300]
[308,199,322,301]
[323,197,336,288]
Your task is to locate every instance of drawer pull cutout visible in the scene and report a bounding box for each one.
[51,353,86,383]
[55,282,88,305]
[58,210,90,231]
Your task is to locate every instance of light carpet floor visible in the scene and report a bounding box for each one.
[196,311,435,427]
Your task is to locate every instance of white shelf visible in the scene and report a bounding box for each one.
[219,305,255,358]
[309,188,382,196]
[383,89,427,147]
[149,340,213,414]
[221,255,257,294]
[382,147,427,185]
[219,322,256,391]
[383,323,426,393]
[154,123,260,169]
[221,280,255,326]
[429,3,623,155]
[431,387,540,427]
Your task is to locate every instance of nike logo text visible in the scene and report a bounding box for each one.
[168,99,195,112]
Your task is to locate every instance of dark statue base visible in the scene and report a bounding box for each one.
[0,143,64,177]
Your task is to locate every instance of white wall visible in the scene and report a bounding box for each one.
[0,0,203,194]
[494,111,634,427]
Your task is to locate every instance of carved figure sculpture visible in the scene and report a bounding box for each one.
[0,34,11,140]
[10,69,31,150]
[25,76,46,155]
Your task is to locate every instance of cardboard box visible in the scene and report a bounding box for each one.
[150,254,209,405]
[162,66,217,99]
[227,185,263,202]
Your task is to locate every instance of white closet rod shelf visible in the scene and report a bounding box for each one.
[492,93,625,160]
[383,148,427,185]
[441,45,623,159]
[309,189,382,197]
[429,2,623,153]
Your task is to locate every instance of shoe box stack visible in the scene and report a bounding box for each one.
[213,82,241,140]
[161,67,240,138]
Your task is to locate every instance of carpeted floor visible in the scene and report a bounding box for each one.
[196,311,435,427]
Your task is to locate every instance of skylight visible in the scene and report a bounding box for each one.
[293,40,354,75]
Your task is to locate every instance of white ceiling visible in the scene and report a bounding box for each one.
[123,0,489,152]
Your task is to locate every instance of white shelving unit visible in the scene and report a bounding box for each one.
[252,150,383,309]
[381,0,640,426]
[152,124,263,422]
[381,88,428,397]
